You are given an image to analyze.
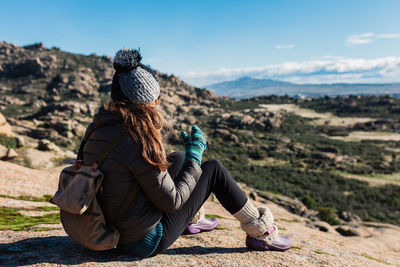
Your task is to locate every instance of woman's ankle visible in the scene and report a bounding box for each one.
[233,199,278,242]
[232,199,260,223]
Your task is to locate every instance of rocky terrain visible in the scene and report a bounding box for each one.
[0,41,400,266]
[0,161,399,266]
[0,41,283,172]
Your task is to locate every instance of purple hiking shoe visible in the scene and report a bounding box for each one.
[246,235,292,251]
[184,218,219,234]
[246,225,292,251]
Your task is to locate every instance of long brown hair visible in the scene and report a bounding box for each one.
[109,99,170,171]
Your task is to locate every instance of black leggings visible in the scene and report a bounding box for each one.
[153,151,248,255]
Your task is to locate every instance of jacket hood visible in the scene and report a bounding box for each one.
[92,106,123,128]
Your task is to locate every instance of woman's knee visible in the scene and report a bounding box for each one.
[201,158,224,171]
[167,151,185,164]
[167,151,185,179]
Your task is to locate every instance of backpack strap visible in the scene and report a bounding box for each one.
[75,124,109,169]
[90,132,126,172]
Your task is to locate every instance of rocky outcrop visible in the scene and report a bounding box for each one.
[0,144,8,158]
[211,110,283,132]
[47,68,99,98]
[0,41,225,153]
[1,41,282,155]
[2,56,57,78]
[0,112,12,136]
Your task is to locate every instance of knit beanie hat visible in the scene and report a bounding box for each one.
[111,49,160,104]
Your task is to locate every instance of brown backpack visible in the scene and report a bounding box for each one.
[50,126,139,251]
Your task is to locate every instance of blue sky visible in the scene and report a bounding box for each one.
[1,0,400,86]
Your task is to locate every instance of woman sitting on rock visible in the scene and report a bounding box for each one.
[82,48,292,258]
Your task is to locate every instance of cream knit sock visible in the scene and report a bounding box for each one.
[233,199,278,243]
[190,206,205,224]
[233,199,260,224]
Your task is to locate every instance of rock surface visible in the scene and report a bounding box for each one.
[0,112,12,136]
[0,161,399,266]
[0,144,7,159]
[0,160,60,197]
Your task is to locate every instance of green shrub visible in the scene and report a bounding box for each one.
[249,148,267,160]
[231,154,240,161]
[301,195,317,209]
[0,134,16,149]
[318,207,340,225]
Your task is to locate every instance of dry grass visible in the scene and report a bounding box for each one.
[333,170,400,186]
[330,131,400,142]
[259,104,400,142]
[258,104,375,127]
[248,157,287,167]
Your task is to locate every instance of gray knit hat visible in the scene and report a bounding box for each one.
[113,49,160,103]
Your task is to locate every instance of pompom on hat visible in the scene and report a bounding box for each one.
[111,48,160,104]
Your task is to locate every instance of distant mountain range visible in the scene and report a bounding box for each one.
[206,77,400,99]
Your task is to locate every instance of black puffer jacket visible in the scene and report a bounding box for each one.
[82,107,202,244]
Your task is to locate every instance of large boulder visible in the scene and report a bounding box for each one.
[213,128,239,142]
[335,225,362,237]
[0,112,12,136]
[0,96,26,106]
[29,101,98,120]
[0,144,7,158]
[195,88,216,100]
[21,147,75,169]
[38,139,61,152]
[15,136,25,148]
[48,68,99,98]
[1,55,56,78]
[5,148,17,159]
[72,124,87,137]
[0,145,17,160]
[225,114,255,129]
[308,220,338,234]
[264,112,283,129]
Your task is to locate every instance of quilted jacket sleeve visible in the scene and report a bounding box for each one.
[125,153,203,213]
[82,122,95,140]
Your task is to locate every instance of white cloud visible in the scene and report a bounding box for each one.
[275,44,295,49]
[378,33,400,39]
[180,56,400,86]
[346,32,400,45]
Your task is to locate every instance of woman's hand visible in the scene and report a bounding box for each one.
[180,125,207,166]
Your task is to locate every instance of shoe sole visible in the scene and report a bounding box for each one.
[246,235,293,251]
[184,218,219,234]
